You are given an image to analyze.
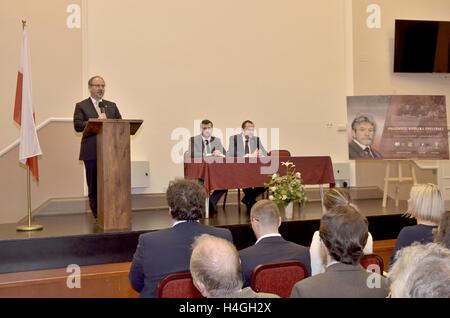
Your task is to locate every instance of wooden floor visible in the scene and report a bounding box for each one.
[0,196,408,242]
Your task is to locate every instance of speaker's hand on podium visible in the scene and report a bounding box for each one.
[98,113,107,119]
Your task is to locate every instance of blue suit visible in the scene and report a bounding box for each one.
[129,221,233,298]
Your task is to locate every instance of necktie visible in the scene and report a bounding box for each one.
[364,147,373,158]
[205,140,211,154]
[245,136,250,155]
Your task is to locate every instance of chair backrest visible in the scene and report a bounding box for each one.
[360,254,384,274]
[157,272,204,298]
[250,261,309,298]
[269,150,291,157]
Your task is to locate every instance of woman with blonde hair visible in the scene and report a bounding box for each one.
[309,188,373,276]
[391,183,444,263]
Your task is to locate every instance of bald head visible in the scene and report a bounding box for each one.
[250,200,281,238]
[190,234,243,298]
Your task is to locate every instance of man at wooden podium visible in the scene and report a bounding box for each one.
[73,76,122,220]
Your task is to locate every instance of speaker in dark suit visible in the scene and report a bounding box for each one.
[239,200,310,286]
[227,120,269,210]
[73,76,122,219]
[128,179,233,298]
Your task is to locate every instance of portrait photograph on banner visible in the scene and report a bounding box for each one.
[347,95,449,160]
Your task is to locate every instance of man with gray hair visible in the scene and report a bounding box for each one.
[349,115,382,159]
[190,234,279,298]
[389,243,450,298]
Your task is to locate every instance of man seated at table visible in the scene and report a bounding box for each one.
[228,120,268,211]
[187,119,227,213]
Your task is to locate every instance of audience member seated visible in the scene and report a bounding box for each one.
[190,234,279,298]
[129,179,233,298]
[239,200,310,286]
[435,211,450,249]
[389,243,450,298]
[310,188,373,275]
[291,205,389,298]
[391,183,444,264]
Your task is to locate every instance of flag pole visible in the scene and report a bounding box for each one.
[16,20,43,232]
[16,164,43,232]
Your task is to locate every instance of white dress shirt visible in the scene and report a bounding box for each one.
[255,233,282,245]
[90,97,103,116]
[202,136,212,155]
[352,138,375,157]
[172,220,200,227]
[242,133,252,157]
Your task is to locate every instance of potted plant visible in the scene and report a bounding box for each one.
[265,161,307,218]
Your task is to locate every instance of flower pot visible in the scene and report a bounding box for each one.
[284,201,294,219]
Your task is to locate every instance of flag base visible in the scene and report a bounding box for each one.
[16,224,43,232]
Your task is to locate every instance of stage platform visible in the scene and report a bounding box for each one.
[0,195,414,274]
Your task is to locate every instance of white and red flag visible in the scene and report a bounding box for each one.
[13,28,42,180]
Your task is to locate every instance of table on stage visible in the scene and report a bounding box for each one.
[184,156,335,218]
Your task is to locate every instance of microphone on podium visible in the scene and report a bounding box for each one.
[99,101,105,113]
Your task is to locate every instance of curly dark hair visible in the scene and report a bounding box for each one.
[319,205,369,265]
[166,179,206,221]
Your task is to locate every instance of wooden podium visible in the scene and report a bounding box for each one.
[84,119,143,230]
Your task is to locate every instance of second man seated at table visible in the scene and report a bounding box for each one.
[228,120,268,211]
[188,119,227,213]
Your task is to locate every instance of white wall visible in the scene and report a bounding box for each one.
[85,0,352,193]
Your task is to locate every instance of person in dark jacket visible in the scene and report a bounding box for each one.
[129,179,233,298]
[73,76,122,219]
[239,200,310,286]
[391,183,444,264]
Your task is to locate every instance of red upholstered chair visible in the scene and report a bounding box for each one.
[268,150,291,157]
[360,254,384,274]
[250,261,309,298]
[157,272,204,298]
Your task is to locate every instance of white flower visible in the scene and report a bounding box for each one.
[270,186,277,192]
[272,173,279,180]
[295,172,301,179]
[282,195,288,200]
[269,195,274,201]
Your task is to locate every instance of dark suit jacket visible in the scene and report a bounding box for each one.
[73,98,122,160]
[290,262,389,298]
[227,134,268,157]
[187,135,226,158]
[239,236,311,286]
[348,140,382,159]
[129,221,233,298]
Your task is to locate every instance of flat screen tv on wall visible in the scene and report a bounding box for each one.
[394,19,450,73]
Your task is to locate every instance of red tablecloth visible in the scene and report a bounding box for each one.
[184,156,335,192]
